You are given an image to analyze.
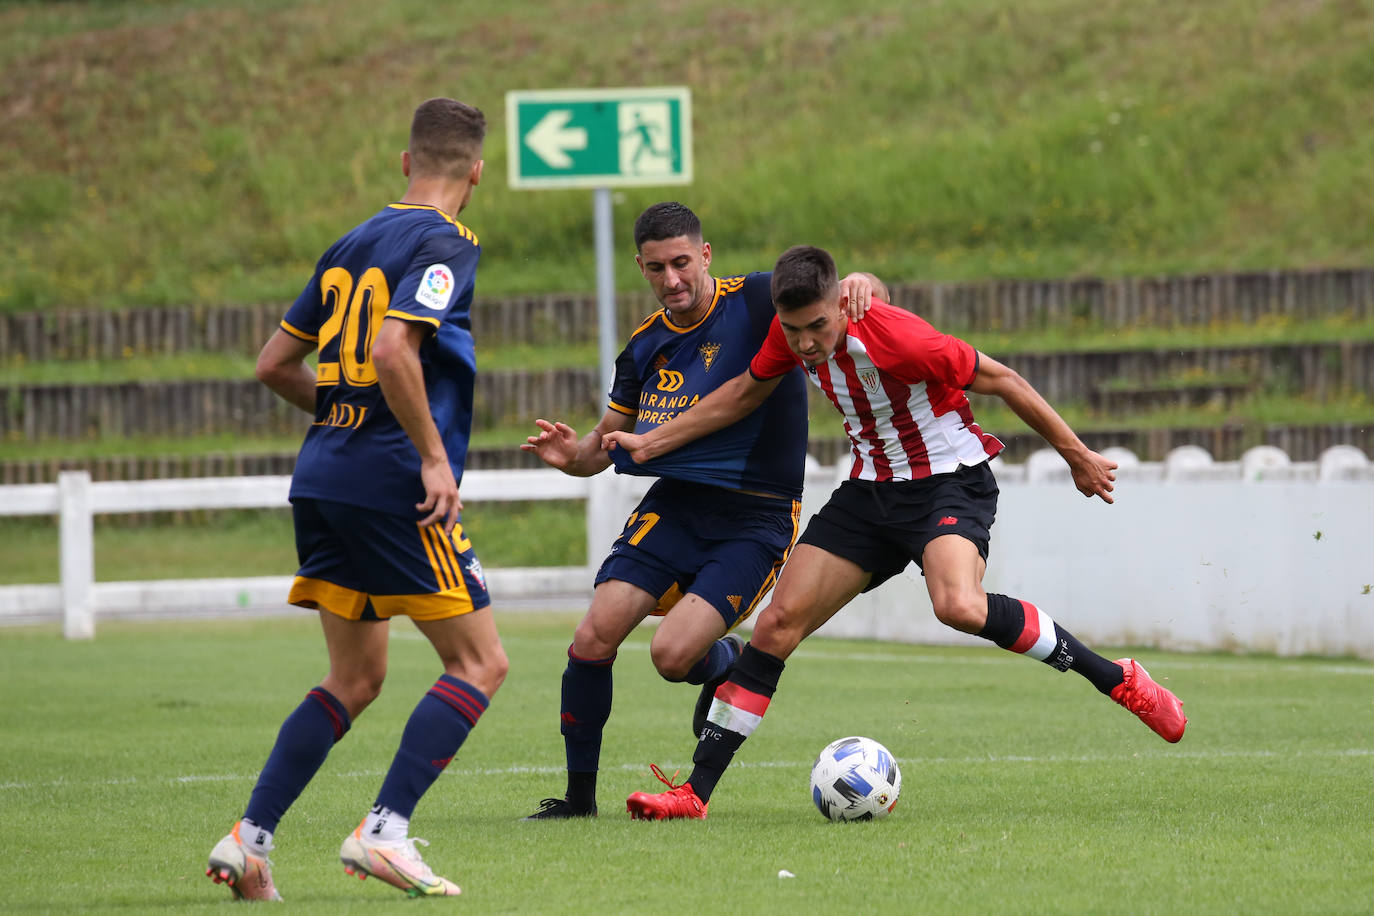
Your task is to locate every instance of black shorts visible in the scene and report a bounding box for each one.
[796,462,999,591]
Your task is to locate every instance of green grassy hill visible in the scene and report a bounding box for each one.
[2,0,1371,311]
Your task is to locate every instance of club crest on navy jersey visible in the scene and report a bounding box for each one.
[698,342,720,372]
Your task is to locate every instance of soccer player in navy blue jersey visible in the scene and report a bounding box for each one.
[519,202,884,819]
[206,98,505,900]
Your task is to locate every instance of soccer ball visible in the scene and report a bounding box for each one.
[809,736,902,822]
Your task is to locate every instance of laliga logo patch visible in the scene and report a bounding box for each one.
[415,264,455,310]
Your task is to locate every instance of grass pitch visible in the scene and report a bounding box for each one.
[1,612,1370,914]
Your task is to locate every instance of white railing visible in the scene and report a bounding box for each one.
[0,469,638,639]
[3,445,1373,656]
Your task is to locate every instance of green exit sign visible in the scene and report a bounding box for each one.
[506,87,693,189]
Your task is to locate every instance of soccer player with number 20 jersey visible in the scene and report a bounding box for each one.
[206,98,506,898]
[609,245,1187,821]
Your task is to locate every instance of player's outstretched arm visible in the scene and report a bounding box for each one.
[373,317,460,532]
[521,409,635,477]
[602,370,782,463]
[255,328,318,413]
[970,352,1117,503]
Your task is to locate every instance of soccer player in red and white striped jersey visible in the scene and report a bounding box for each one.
[609,245,1187,821]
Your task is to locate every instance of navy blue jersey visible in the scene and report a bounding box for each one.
[606,272,808,499]
[281,203,481,516]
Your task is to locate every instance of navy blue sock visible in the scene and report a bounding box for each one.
[374,675,488,819]
[244,687,351,832]
[679,636,741,686]
[560,647,613,805]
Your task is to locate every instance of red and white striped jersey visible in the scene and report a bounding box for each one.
[750,301,1004,481]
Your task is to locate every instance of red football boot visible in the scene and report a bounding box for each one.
[1111,658,1187,743]
[626,764,709,820]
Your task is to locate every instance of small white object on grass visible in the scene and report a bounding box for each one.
[778,869,795,879]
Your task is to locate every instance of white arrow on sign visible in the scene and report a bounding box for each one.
[525,110,588,169]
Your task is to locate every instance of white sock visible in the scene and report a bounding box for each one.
[362,805,409,843]
[239,818,273,855]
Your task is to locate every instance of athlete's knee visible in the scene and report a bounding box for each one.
[649,639,698,682]
[485,645,511,692]
[325,666,387,716]
[571,614,624,660]
[750,602,805,658]
[447,645,508,698]
[931,590,987,634]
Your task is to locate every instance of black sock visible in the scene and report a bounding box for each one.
[566,770,597,811]
[686,644,785,802]
[981,594,1125,695]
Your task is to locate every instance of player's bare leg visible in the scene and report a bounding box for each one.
[318,612,391,718]
[629,547,870,819]
[648,594,742,737]
[923,533,1186,742]
[749,545,870,659]
[919,534,990,634]
[413,606,508,699]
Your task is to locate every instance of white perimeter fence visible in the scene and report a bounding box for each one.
[2,445,1372,658]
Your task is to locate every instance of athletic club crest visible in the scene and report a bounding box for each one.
[858,368,880,394]
[698,342,720,372]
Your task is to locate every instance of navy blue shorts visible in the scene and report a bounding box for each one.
[797,462,999,592]
[594,479,801,629]
[289,497,491,621]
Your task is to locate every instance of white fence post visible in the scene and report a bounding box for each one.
[58,471,95,640]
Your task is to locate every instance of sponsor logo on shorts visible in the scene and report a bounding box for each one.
[938,516,958,526]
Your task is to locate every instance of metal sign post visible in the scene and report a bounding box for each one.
[507,87,693,394]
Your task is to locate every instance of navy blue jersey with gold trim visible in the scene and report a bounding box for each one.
[280,203,481,516]
[606,272,808,499]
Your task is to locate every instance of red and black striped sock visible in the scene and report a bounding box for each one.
[980,593,1124,695]
[687,644,785,802]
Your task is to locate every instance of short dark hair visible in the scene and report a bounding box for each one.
[633,201,702,250]
[409,98,486,179]
[770,245,838,311]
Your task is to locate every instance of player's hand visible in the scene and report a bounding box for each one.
[416,457,461,534]
[839,272,880,321]
[1068,449,1118,504]
[601,430,653,463]
[520,418,580,470]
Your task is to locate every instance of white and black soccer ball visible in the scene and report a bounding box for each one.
[809,736,902,822]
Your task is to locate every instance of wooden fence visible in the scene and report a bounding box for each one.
[4,341,1370,443]
[0,368,599,441]
[3,267,1370,360]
